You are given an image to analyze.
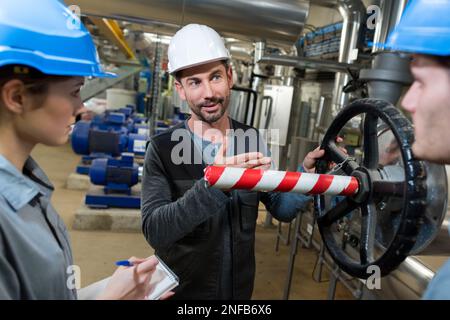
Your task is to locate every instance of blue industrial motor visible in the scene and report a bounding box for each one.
[133,124,150,137]
[114,105,148,131]
[86,153,140,208]
[71,111,147,174]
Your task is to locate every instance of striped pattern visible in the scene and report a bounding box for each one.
[204,166,359,196]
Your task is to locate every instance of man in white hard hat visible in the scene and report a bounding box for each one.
[141,24,311,299]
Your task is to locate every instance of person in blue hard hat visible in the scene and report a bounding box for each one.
[385,0,450,300]
[306,0,450,299]
[0,0,166,299]
[301,0,450,299]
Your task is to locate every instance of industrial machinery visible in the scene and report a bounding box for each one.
[86,153,140,208]
[71,110,147,174]
[205,98,448,281]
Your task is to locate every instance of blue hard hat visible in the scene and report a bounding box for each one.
[0,0,116,78]
[386,0,450,56]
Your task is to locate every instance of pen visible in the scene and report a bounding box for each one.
[115,260,134,267]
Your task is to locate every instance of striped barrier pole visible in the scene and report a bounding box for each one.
[204,166,359,196]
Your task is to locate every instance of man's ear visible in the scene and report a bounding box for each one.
[174,79,187,101]
[227,66,234,89]
[1,79,29,114]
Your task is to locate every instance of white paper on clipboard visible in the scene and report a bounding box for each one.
[146,256,179,300]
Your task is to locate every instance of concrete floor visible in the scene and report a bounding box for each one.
[31,142,352,300]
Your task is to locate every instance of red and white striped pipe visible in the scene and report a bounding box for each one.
[204,166,359,196]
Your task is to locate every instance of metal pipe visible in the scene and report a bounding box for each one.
[250,41,266,127]
[330,0,366,118]
[126,21,179,38]
[286,75,304,142]
[360,52,412,103]
[229,45,253,63]
[70,0,310,47]
[312,0,339,8]
[231,86,258,127]
[360,0,412,104]
[258,54,362,73]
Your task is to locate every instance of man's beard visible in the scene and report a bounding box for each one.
[190,96,228,124]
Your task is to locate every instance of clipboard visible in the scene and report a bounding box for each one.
[146,256,179,300]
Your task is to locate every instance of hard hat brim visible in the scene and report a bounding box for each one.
[169,57,229,75]
[0,49,117,78]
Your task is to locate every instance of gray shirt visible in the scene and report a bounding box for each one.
[186,122,232,299]
[0,155,76,299]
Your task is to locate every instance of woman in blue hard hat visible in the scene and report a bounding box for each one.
[386,0,450,299]
[0,0,162,299]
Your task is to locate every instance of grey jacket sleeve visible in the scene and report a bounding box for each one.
[141,141,229,251]
[0,231,20,299]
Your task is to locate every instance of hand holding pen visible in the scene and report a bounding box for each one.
[106,256,174,300]
[115,258,141,267]
[97,256,158,300]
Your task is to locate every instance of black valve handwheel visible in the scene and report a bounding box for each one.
[315,98,427,279]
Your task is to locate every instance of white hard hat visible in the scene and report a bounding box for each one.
[168,24,231,74]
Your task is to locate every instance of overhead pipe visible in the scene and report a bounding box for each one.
[258,0,366,128]
[69,0,310,47]
[228,45,253,63]
[258,54,362,73]
[330,0,366,119]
